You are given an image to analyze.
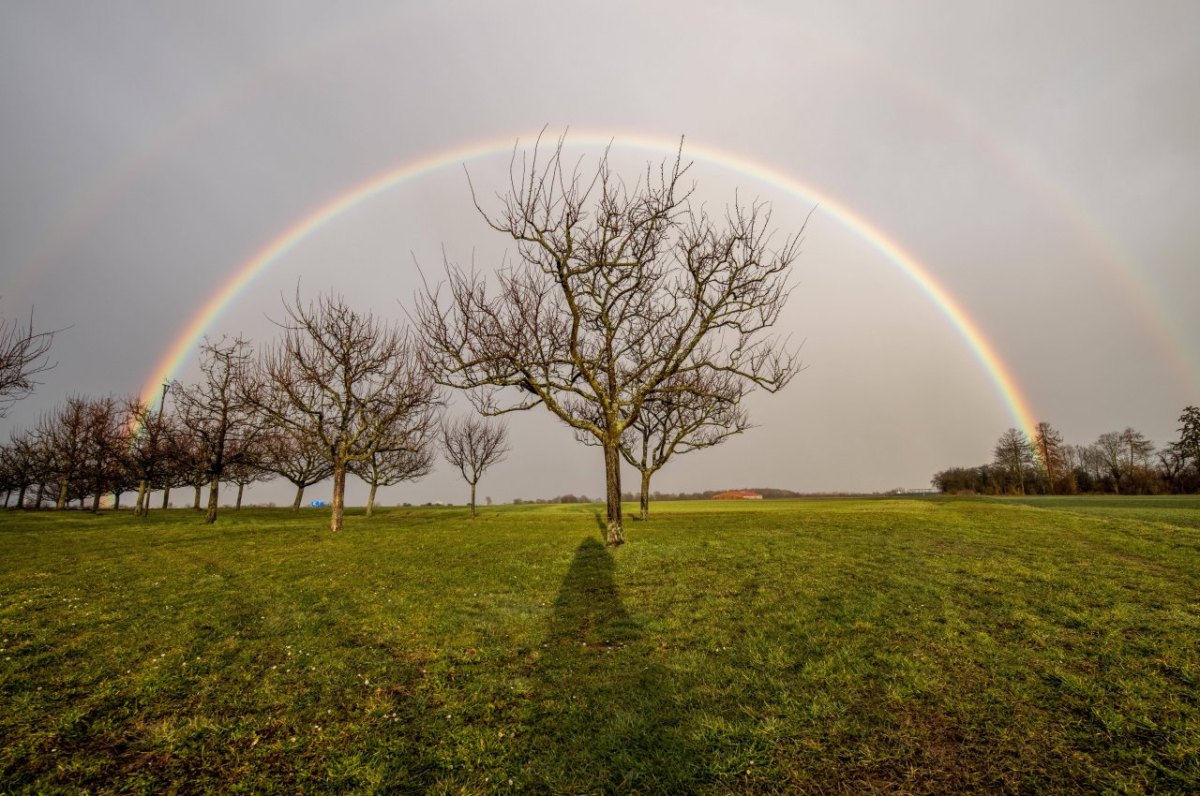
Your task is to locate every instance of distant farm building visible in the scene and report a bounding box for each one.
[712,490,764,500]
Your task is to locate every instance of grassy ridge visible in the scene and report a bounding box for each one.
[1,498,1197,793]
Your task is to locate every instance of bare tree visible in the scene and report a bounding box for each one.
[225,458,270,511]
[167,424,209,511]
[416,134,804,545]
[441,415,508,518]
[173,337,264,523]
[256,291,442,532]
[993,427,1034,495]
[1178,406,1200,466]
[1119,427,1155,471]
[353,435,436,517]
[0,444,14,508]
[584,371,750,520]
[125,394,179,517]
[26,424,56,510]
[259,428,334,512]
[1033,421,1067,495]
[157,427,200,510]
[2,430,40,509]
[79,395,127,512]
[0,305,57,416]
[1092,432,1125,494]
[1158,442,1190,493]
[39,396,88,509]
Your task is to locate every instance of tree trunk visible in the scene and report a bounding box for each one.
[56,481,69,510]
[292,484,304,512]
[35,482,46,510]
[162,485,171,509]
[205,479,219,524]
[113,491,121,510]
[330,462,346,531]
[366,482,377,517]
[603,440,625,546]
[17,483,28,509]
[639,470,651,521]
[2,489,8,508]
[91,488,101,513]
[135,479,147,516]
[235,483,244,511]
[193,483,202,510]
[469,481,477,518]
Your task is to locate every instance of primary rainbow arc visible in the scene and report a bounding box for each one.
[142,131,1039,439]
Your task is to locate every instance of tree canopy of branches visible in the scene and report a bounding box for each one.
[441,415,508,518]
[256,291,441,531]
[173,337,264,524]
[0,305,57,416]
[416,135,804,545]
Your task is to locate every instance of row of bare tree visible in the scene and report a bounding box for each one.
[3,136,805,543]
[0,295,514,529]
[932,409,1200,495]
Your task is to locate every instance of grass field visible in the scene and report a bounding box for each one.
[1,497,1198,793]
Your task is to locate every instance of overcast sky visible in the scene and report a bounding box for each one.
[2,1,1197,505]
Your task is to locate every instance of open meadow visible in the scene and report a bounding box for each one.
[1,497,1198,793]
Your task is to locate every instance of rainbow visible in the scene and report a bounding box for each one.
[141,132,1040,439]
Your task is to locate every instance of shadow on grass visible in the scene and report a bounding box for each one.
[519,537,698,791]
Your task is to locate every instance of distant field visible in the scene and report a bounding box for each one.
[1,498,1197,793]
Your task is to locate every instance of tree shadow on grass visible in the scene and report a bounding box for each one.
[517,537,698,791]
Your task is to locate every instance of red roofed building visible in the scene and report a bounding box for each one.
[712,490,763,500]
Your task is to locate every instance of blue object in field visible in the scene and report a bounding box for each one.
[310,500,326,507]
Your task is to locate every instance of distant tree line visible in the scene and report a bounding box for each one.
[932,409,1200,495]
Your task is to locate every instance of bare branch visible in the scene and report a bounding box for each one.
[0,304,61,416]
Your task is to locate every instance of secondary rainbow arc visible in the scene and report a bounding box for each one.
[142,132,1039,440]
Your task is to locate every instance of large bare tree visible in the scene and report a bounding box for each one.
[0,305,57,417]
[416,135,804,545]
[441,415,508,518]
[173,337,264,523]
[256,291,442,532]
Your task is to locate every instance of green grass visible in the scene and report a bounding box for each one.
[1,497,1198,793]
